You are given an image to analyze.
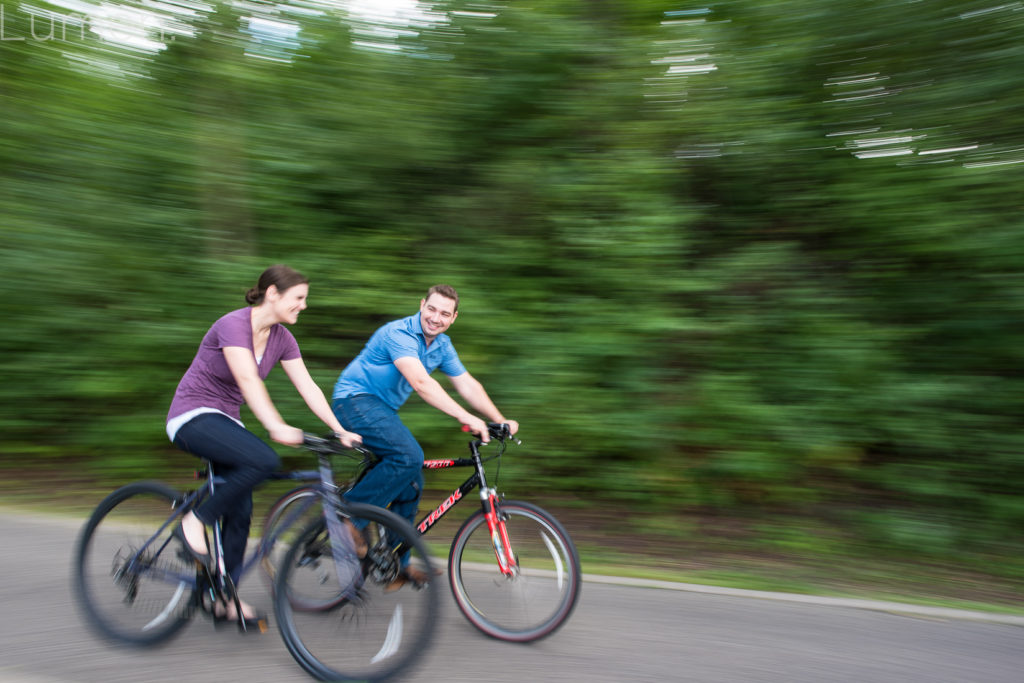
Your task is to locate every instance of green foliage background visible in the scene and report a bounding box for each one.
[2,0,1023,576]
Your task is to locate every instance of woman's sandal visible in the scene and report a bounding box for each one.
[212,602,268,634]
[173,519,213,571]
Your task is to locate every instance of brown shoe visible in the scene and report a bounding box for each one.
[343,519,367,558]
[384,565,441,592]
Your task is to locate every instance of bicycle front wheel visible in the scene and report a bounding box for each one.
[275,501,440,682]
[449,500,581,642]
[72,481,196,646]
[260,485,340,612]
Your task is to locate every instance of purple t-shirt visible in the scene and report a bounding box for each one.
[167,308,301,424]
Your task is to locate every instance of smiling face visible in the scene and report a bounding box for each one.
[268,282,309,325]
[419,292,458,342]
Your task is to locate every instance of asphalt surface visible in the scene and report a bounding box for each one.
[1,509,1022,683]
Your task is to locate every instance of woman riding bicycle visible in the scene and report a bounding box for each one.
[166,264,361,628]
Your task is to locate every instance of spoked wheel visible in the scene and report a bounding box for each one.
[72,481,197,646]
[449,499,581,642]
[275,502,440,682]
[259,486,343,611]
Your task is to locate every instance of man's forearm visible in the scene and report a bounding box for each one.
[456,376,506,423]
[415,375,477,424]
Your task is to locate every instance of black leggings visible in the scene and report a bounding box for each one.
[173,412,280,584]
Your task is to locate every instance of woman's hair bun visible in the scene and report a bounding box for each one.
[246,265,309,305]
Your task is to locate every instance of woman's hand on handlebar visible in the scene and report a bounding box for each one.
[270,424,305,446]
[504,420,520,437]
[335,430,363,449]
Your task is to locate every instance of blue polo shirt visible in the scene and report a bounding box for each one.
[333,312,467,411]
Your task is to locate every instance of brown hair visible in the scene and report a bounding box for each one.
[246,265,309,305]
[425,284,459,311]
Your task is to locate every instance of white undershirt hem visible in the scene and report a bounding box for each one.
[166,407,245,442]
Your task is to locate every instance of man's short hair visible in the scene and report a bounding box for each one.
[426,284,459,311]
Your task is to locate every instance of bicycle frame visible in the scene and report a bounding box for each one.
[111,485,207,592]
[120,452,343,602]
[415,441,518,576]
[267,430,523,579]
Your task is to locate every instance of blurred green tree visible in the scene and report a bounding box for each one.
[1,0,1022,569]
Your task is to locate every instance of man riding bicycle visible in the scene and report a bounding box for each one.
[331,284,519,588]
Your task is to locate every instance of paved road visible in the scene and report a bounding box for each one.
[1,510,1021,683]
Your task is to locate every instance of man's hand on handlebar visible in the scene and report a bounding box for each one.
[462,419,520,444]
[462,416,491,443]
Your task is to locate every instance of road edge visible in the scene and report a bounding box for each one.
[581,572,1024,626]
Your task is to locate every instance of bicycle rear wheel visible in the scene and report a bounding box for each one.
[449,499,581,642]
[72,481,197,646]
[275,502,439,682]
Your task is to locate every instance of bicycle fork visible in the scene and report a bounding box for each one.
[482,488,517,577]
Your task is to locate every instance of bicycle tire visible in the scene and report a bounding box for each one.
[72,481,197,646]
[260,485,346,612]
[275,501,440,682]
[449,499,581,642]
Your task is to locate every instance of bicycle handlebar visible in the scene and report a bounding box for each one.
[463,422,521,446]
[301,432,373,457]
[302,422,518,460]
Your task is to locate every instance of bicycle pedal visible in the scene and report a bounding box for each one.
[240,616,270,635]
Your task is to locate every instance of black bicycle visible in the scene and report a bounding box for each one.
[262,423,581,643]
[72,433,440,682]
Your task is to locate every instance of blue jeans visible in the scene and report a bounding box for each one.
[332,394,424,533]
[173,413,280,584]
